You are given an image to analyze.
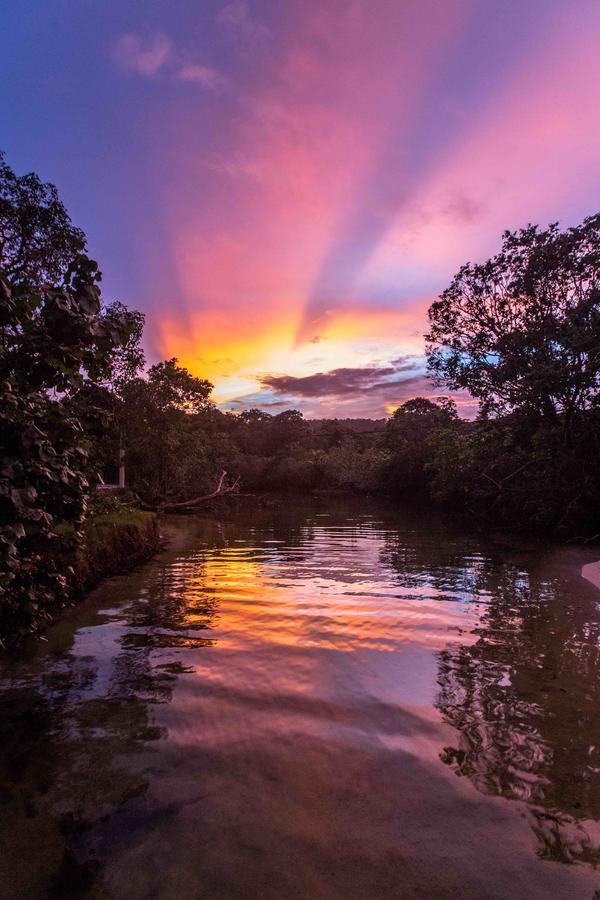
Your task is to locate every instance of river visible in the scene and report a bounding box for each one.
[1,498,600,898]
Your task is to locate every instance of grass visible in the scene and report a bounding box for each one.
[75,505,160,592]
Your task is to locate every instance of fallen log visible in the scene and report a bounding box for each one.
[144,471,240,511]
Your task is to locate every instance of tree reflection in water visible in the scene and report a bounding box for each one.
[435,559,600,864]
[0,544,221,897]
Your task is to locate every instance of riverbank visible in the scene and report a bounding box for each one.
[75,506,160,592]
[0,504,160,648]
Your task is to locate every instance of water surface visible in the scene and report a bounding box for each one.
[2,499,600,898]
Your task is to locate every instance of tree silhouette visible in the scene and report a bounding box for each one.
[426,214,600,424]
[0,151,86,287]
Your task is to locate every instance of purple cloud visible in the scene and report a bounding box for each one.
[259,366,398,398]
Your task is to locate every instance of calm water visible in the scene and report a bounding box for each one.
[2,499,600,898]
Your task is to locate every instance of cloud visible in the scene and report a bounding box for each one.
[260,366,397,397]
[201,153,265,181]
[217,1,271,41]
[244,356,479,418]
[112,33,171,76]
[228,397,291,409]
[440,190,484,225]
[225,367,476,419]
[112,33,227,93]
[176,64,228,92]
[389,354,420,369]
[258,356,423,400]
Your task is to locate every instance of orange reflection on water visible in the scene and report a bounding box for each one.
[175,536,480,657]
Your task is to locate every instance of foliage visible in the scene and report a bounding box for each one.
[100,301,146,391]
[426,411,600,534]
[140,358,212,412]
[116,359,216,500]
[382,397,461,495]
[0,150,145,640]
[426,214,600,422]
[319,444,392,491]
[421,212,600,535]
[0,259,141,639]
[0,151,86,287]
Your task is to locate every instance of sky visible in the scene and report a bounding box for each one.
[2,0,600,418]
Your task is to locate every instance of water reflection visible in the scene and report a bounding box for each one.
[433,554,600,863]
[0,546,221,897]
[1,502,600,898]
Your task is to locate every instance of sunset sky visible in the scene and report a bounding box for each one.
[3,0,600,417]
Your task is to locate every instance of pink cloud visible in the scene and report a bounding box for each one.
[216,1,271,41]
[177,64,228,92]
[112,33,171,76]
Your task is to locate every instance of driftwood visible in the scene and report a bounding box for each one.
[146,471,240,511]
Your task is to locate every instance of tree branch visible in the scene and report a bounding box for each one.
[147,470,240,511]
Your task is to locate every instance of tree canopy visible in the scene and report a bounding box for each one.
[426,214,600,421]
[0,152,144,639]
[0,151,86,287]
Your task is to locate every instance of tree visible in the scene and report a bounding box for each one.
[270,409,309,451]
[426,214,600,423]
[0,151,145,638]
[143,358,212,413]
[0,151,86,287]
[381,397,460,496]
[0,257,140,639]
[118,359,215,500]
[100,301,146,390]
[385,397,457,444]
[0,149,145,407]
[234,409,273,456]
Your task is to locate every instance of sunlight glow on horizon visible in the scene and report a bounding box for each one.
[3,0,599,417]
[146,1,600,416]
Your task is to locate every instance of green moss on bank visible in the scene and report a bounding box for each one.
[74,508,160,593]
[0,505,160,648]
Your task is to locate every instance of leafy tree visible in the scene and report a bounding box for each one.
[385,397,457,445]
[0,257,139,639]
[100,301,146,391]
[270,409,309,452]
[0,151,86,287]
[382,397,460,496]
[0,151,145,639]
[426,214,600,423]
[233,409,273,456]
[118,359,215,500]
[0,149,145,381]
[143,358,212,413]
[227,408,308,460]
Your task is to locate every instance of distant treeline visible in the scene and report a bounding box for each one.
[1,149,600,635]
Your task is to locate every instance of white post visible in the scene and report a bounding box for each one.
[118,447,125,489]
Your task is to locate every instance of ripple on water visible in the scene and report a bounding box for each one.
[1,501,600,898]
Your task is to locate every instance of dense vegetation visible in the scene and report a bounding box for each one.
[1,150,599,638]
[0,152,148,639]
